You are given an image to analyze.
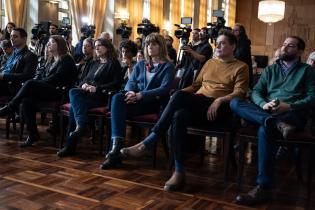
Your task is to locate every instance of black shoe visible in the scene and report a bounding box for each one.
[99,155,122,170]
[0,105,11,117]
[20,136,38,148]
[235,185,271,206]
[70,125,88,138]
[57,146,76,157]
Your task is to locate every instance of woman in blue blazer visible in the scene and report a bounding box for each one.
[100,33,175,169]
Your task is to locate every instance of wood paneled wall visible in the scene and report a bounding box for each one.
[236,0,315,63]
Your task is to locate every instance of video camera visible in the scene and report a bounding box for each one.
[31,21,51,40]
[137,18,159,37]
[59,17,72,39]
[80,24,96,39]
[174,17,192,46]
[206,10,231,43]
[116,23,132,39]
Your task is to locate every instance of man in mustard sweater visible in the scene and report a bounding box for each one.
[230,36,315,205]
[120,30,249,191]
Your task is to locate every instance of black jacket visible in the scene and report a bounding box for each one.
[3,46,37,84]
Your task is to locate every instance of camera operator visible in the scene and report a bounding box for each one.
[178,27,213,89]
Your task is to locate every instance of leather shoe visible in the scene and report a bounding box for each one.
[277,122,296,139]
[20,135,38,148]
[163,172,185,192]
[70,125,88,138]
[0,105,12,117]
[57,146,76,157]
[99,156,122,170]
[235,185,271,206]
[120,141,150,158]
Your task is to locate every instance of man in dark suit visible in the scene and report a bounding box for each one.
[0,28,37,96]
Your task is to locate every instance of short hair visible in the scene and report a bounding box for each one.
[144,33,169,63]
[288,36,305,51]
[95,38,118,60]
[119,40,138,57]
[0,39,12,48]
[49,35,69,56]
[218,29,237,45]
[83,37,94,49]
[12,28,28,38]
[164,35,173,42]
[50,24,58,29]
[193,28,200,32]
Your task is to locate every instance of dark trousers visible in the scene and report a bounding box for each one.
[230,98,307,186]
[9,80,61,137]
[152,90,231,163]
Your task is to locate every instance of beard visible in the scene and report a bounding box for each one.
[279,53,296,61]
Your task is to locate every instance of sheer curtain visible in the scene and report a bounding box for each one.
[70,0,88,42]
[199,0,208,28]
[90,0,107,38]
[127,0,143,42]
[5,0,27,28]
[150,0,163,32]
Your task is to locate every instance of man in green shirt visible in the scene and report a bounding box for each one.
[230,36,315,205]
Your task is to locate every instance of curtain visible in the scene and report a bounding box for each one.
[227,0,236,27]
[70,0,88,42]
[150,0,164,32]
[199,0,207,28]
[5,0,27,28]
[182,0,193,18]
[170,0,181,50]
[90,0,107,38]
[127,0,143,41]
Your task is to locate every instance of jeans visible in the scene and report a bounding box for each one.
[110,92,160,139]
[152,91,231,165]
[230,98,307,186]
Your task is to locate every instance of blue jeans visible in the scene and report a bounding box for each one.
[110,92,160,139]
[230,98,307,186]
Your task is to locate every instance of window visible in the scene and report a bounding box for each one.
[58,0,70,25]
[0,0,5,29]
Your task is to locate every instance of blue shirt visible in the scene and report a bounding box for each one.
[0,48,24,74]
[278,59,299,76]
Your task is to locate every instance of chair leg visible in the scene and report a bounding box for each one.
[237,137,246,191]
[306,146,314,200]
[98,117,104,155]
[294,146,303,183]
[5,114,11,139]
[19,105,24,141]
[223,132,232,182]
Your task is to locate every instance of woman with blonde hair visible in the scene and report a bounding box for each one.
[100,33,175,169]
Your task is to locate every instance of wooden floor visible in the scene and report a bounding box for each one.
[0,119,314,210]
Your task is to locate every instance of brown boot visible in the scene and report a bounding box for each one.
[120,141,150,158]
[163,172,185,192]
[276,122,296,139]
[235,185,271,206]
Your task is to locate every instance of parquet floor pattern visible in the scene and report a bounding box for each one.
[0,121,313,210]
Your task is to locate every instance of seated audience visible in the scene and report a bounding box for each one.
[233,23,253,88]
[164,35,177,64]
[3,22,15,40]
[136,50,144,62]
[120,30,249,191]
[0,35,78,147]
[99,33,175,169]
[230,36,315,206]
[0,39,13,67]
[76,38,94,81]
[307,51,315,68]
[99,32,112,41]
[57,38,122,157]
[119,39,138,84]
[0,28,37,97]
[135,37,143,50]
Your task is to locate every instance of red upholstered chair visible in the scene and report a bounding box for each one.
[236,125,315,199]
[59,103,110,154]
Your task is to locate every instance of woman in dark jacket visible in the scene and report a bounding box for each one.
[0,35,78,147]
[57,38,122,157]
[233,23,253,88]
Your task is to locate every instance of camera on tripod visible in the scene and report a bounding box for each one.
[59,17,72,38]
[174,17,192,46]
[80,24,96,38]
[137,18,159,37]
[206,10,231,43]
[116,22,132,39]
[31,21,51,40]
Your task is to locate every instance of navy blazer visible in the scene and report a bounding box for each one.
[125,60,175,103]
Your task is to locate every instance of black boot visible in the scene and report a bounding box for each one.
[100,137,123,169]
[70,124,88,138]
[57,146,76,157]
[20,134,39,148]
